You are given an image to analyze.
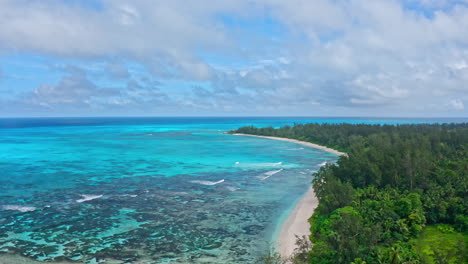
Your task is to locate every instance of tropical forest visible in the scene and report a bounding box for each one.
[231,123,467,264]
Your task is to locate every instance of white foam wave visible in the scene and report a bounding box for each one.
[265,169,283,176]
[259,169,283,180]
[288,147,305,150]
[76,195,103,203]
[191,179,225,186]
[318,161,328,167]
[261,162,282,166]
[2,205,36,212]
[120,194,138,198]
[235,162,283,167]
[226,186,239,191]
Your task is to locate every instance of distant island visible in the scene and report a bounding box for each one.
[230,123,467,264]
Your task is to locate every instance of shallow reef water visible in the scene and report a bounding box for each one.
[2,117,440,263]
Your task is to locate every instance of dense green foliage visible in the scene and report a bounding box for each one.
[232,123,467,263]
[414,225,466,264]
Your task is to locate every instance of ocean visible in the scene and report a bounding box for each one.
[0,117,465,263]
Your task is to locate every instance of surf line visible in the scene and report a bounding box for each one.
[190,179,225,186]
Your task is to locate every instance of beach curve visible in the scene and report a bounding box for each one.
[231,133,346,259]
[231,133,346,156]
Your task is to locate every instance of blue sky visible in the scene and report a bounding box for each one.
[0,0,467,117]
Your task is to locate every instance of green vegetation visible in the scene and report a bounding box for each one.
[414,225,466,264]
[255,236,312,264]
[255,244,287,264]
[232,123,467,264]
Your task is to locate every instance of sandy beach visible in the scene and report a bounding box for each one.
[232,133,345,258]
[276,186,318,258]
[231,134,346,157]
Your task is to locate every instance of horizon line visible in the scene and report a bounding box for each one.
[0,116,467,119]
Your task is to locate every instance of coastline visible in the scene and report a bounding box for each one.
[231,133,346,157]
[276,186,318,258]
[231,133,345,258]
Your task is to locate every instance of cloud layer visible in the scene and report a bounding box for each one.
[0,0,467,116]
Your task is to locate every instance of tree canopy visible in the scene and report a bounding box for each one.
[232,123,467,264]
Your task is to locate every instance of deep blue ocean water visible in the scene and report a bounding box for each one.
[0,117,466,263]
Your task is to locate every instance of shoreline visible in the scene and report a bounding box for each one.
[277,186,317,258]
[231,133,345,258]
[231,133,346,157]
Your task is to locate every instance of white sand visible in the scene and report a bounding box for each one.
[277,186,318,258]
[232,133,346,258]
[232,134,346,156]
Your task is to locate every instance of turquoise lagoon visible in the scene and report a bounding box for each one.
[0,117,464,263]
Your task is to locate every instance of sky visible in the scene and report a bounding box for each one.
[0,0,467,117]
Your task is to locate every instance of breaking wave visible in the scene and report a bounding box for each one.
[318,161,328,167]
[190,179,225,186]
[226,186,240,191]
[235,161,282,167]
[259,169,283,180]
[2,205,36,212]
[76,195,103,203]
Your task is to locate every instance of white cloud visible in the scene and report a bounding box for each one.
[20,66,119,109]
[264,0,468,114]
[403,0,468,9]
[449,99,464,110]
[11,65,169,114]
[0,0,243,81]
[1,0,468,116]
